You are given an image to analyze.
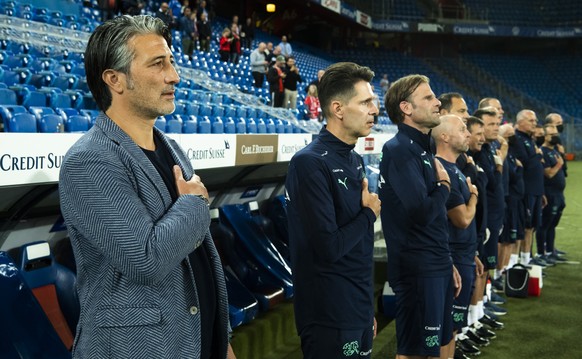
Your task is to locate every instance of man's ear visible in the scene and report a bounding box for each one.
[102,69,124,95]
[399,100,411,117]
[330,100,342,120]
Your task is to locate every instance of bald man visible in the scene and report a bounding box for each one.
[433,115,481,359]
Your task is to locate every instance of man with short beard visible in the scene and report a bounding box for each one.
[379,74,461,359]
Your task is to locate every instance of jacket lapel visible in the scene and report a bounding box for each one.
[94,114,173,209]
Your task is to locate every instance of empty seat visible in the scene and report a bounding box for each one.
[23,91,49,108]
[38,114,64,132]
[0,251,71,358]
[19,241,79,350]
[0,104,26,129]
[53,73,79,91]
[8,112,37,132]
[64,115,90,132]
[0,87,17,105]
[154,117,166,132]
[165,115,182,133]
[182,116,197,133]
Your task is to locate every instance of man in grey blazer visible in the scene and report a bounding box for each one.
[59,15,236,358]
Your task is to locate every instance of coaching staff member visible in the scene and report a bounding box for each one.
[59,15,235,359]
[379,74,461,359]
[286,62,381,358]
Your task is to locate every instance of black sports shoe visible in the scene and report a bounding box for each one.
[466,329,490,346]
[454,350,471,359]
[475,325,496,339]
[480,314,504,330]
[491,277,504,292]
[456,336,481,356]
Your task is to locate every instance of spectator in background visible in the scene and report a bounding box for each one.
[379,74,389,95]
[197,0,208,21]
[120,0,144,15]
[304,84,321,121]
[267,55,287,107]
[179,7,197,59]
[197,12,211,52]
[218,27,232,63]
[305,69,325,93]
[229,22,241,64]
[250,42,268,88]
[240,17,254,49]
[231,15,240,35]
[155,2,177,29]
[283,57,302,109]
[278,35,293,58]
[266,45,281,67]
[168,0,181,18]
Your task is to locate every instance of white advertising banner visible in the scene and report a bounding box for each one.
[321,0,341,14]
[276,134,313,162]
[0,133,83,186]
[355,133,395,155]
[356,10,373,29]
[180,134,237,169]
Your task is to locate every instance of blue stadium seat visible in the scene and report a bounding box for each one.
[29,71,57,88]
[197,116,211,133]
[64,115,90,132]
[166,115,183,133]
[50,92,73,109]
[154,117,166,132]
[29,106,55,121]
[182,116,197,133]
[223,117,235,134]
[235,117,246,133]
[80,109,99,123]
[245,118,257,133]
[19,241,79,350]
[38,114,64,132]
[211,116,224,133]
[0,87,17,105]
[8,112,37,132]
[0,104,26,129]
[23,90,48,108]
[0,251,71,358]
[256,118,267,133]
[53,74,79,91]
[265,118,276,134]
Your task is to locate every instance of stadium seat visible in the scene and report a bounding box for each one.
[23,90,48,108]
[154,117,166,132]
[8,112,37,132]
[38,114,64,133]
[18,241,79,350]
[53,74,79,91]
[0,251,71,358]
[28,106,55,121]
[0,87,17,105]
[197,116,211,133]
[182,115,197,133]
[166,115,183,133]
[64,115,90,132]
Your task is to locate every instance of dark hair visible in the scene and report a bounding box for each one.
[84,15,171,111]
[385,74,429,124]
[473,107,497,119]
[438,92,463,112]
[466,116,484,133]
[318,62,374,119]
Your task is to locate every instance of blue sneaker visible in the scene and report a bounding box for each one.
[529,256,547,268]
[491,277,504,293]
[555,248,568,256]
[490,291,506,305]
[485,301,507,316]
[549,252,568,263]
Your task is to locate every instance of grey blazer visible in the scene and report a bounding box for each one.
[59,114,230,358]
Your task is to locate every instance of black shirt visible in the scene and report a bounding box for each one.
[142,134,217,359]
